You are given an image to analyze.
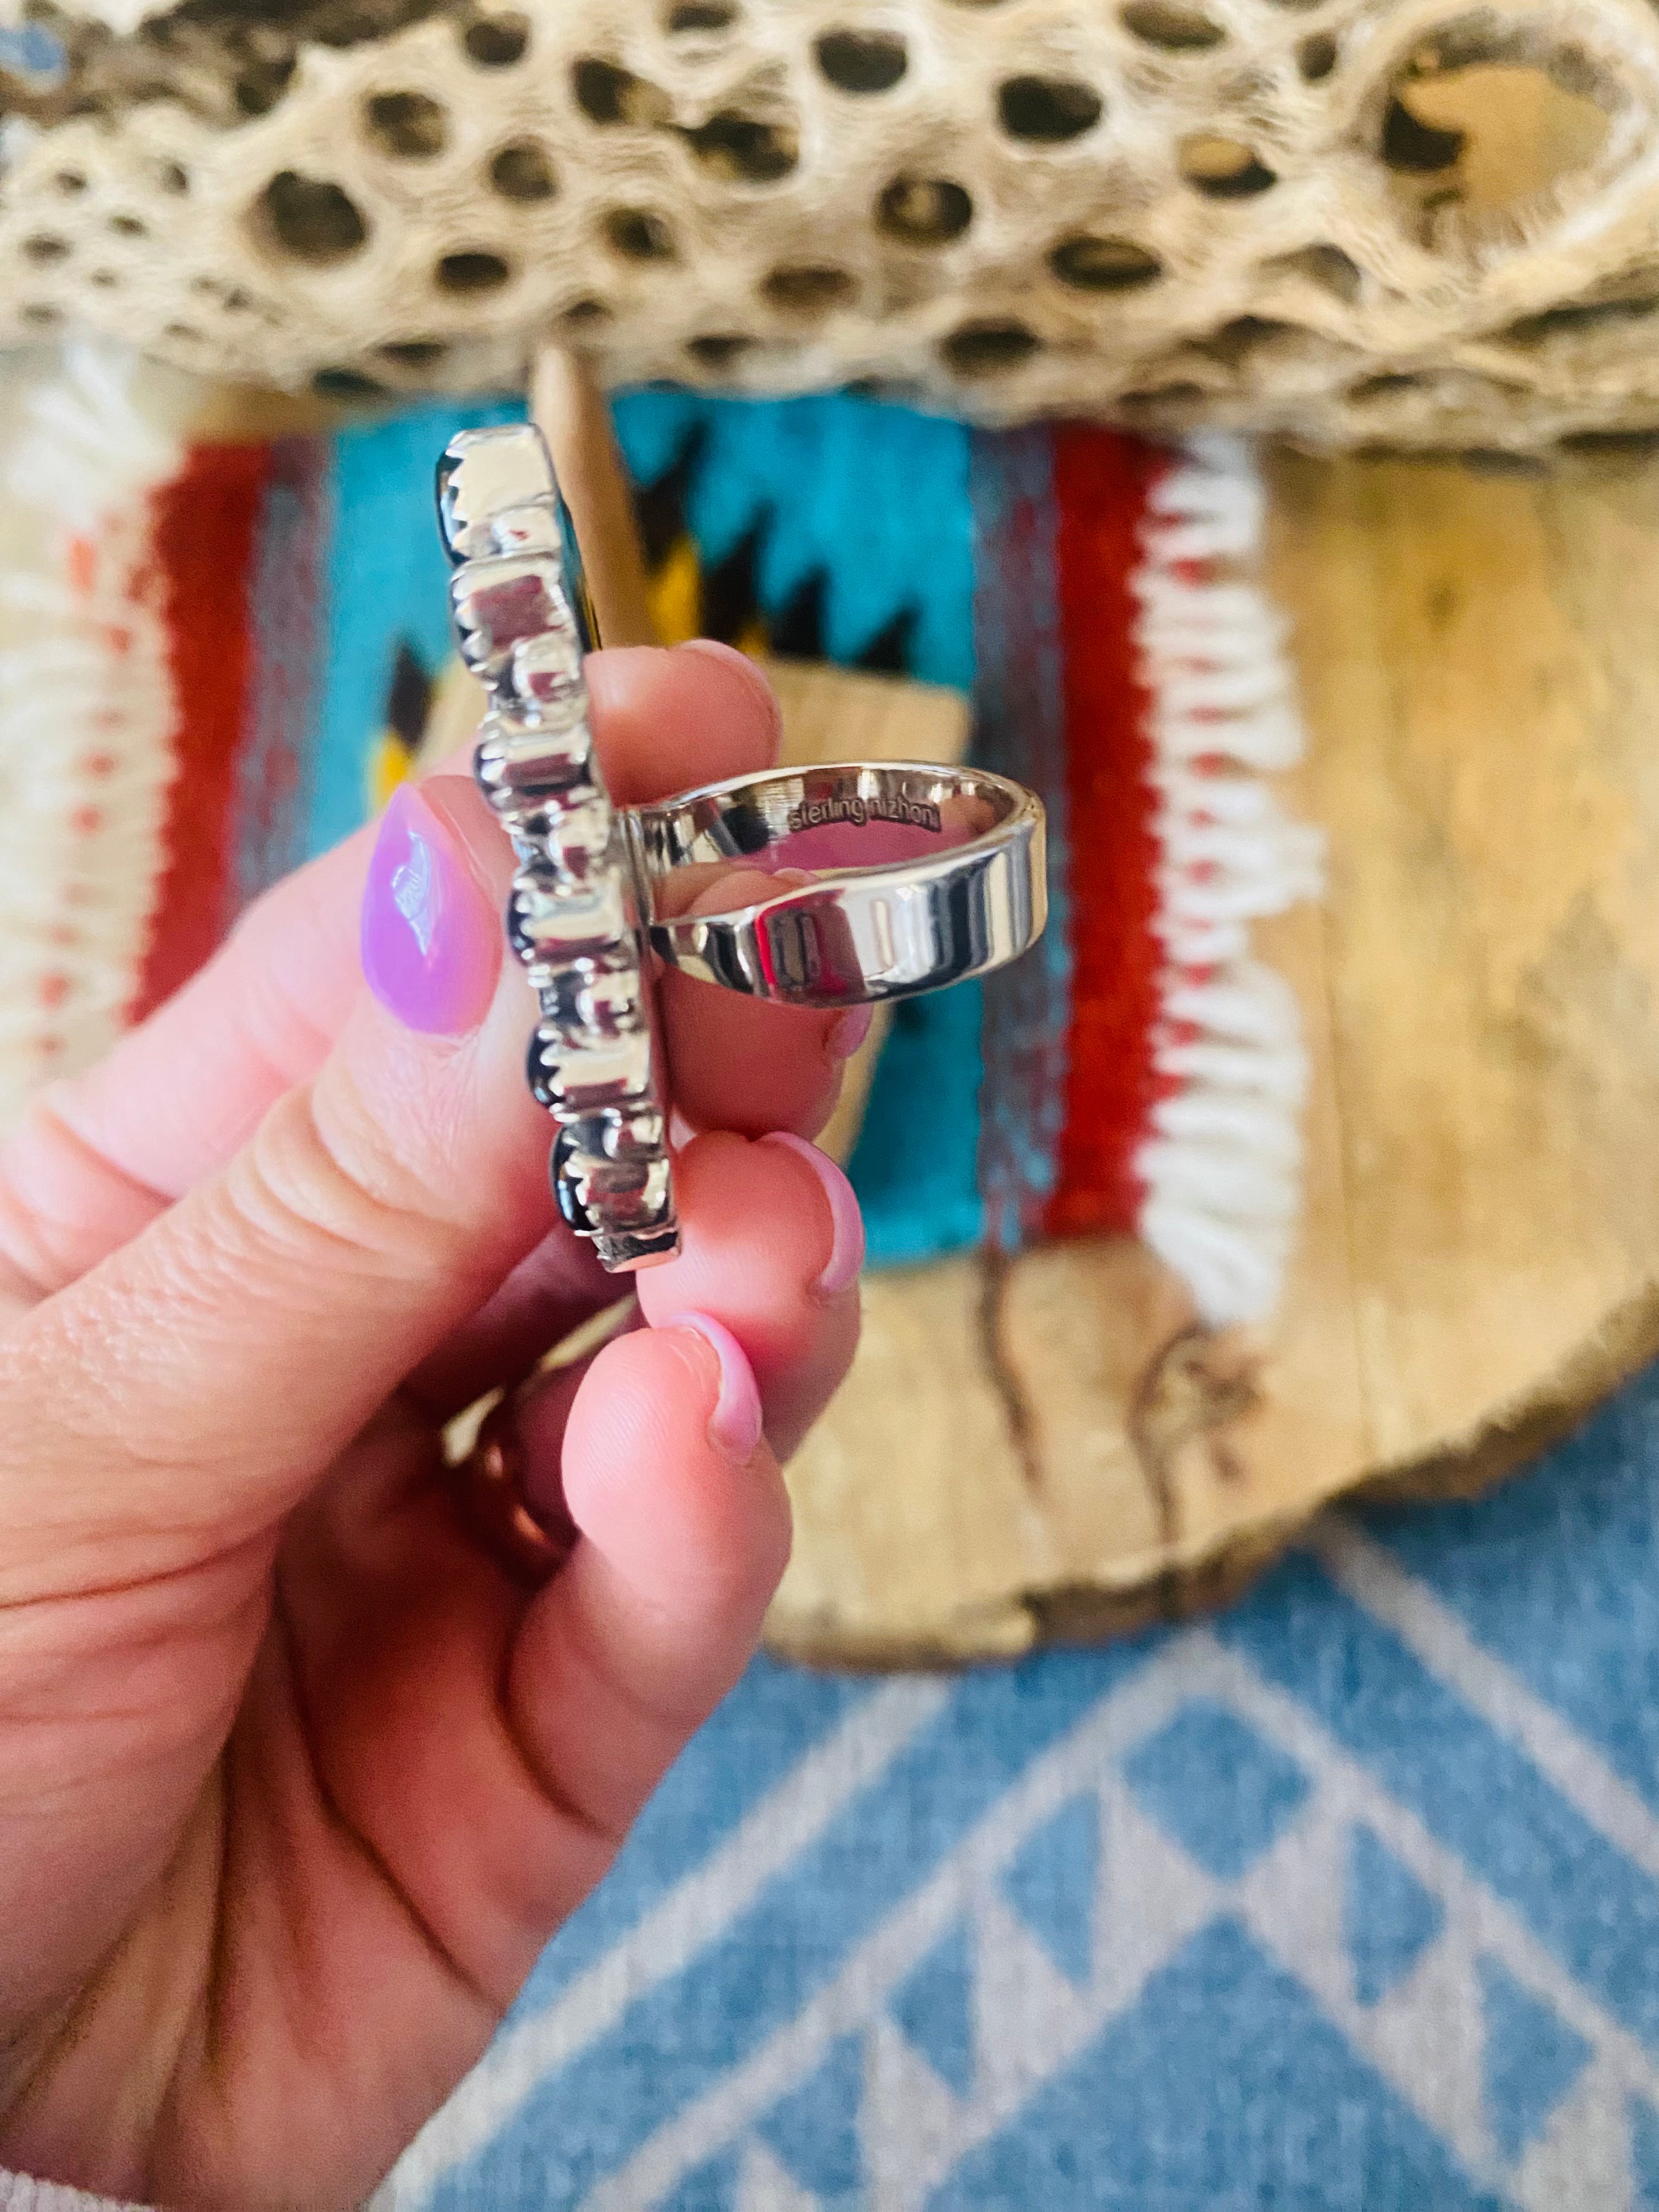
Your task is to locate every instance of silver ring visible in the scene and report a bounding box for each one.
[632,764,1045,1006]
[437,423,1048,1275]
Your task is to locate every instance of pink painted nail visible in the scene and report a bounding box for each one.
[664,1311,765,1463]
[760,1131,866,1297]
[360,785,500,1036]
[826,1005,874,1063]
[676,637,783,752]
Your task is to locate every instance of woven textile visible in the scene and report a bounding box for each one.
[612,392,1320,1321]
[380,1362,1659,2211]
[0,365,1317,1324]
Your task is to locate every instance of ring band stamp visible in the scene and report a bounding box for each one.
[437,422,1049,1273]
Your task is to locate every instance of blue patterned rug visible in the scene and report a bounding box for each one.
[382,1363,1659,2210]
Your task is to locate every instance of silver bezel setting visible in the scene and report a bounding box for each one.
[438,424,679,1272]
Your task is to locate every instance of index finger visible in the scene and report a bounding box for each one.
[0,644,782,1297]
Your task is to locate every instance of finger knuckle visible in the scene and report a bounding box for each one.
[0,1090,161,1299]
[224,1073,473,1293]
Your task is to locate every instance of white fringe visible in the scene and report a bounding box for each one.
[0,344,182,1133]
[1130,433,1324,1328]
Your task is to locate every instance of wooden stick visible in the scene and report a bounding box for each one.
[531,346,659,649]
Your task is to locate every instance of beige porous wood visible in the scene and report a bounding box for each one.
[768,443,1659,1667]
[11,0,1659,449]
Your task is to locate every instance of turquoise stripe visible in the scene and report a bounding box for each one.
[847,985,985,1265]
[610,387,990,1268]
[611,389,975,690]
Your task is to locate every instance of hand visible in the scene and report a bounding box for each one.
[0,645,863,2209]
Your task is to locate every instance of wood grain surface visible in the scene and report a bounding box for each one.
[768,446,1659,1667]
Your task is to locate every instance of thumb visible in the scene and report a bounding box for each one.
[0,776,564,1595]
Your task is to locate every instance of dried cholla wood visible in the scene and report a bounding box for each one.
[5,1,1659,448]
[769,444,1659,1666]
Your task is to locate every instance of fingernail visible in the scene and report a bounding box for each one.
[676,637,783,755]
[825,1005,874,1063]
[759,1132,865,1297]
[664,1311,765,1463]
[360,785,500,1036]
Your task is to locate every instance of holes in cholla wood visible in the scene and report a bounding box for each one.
[666,1,738,27]
[1380,41,1613,256]
[203,1,449,48]
[686,332,756,370]
[1381,92,1464,172]
[761,263,856,311]
[6,0,455,135]
[998,75,1104,141]
[22,233,70,263]
[256,169,369,262]
[876,173,973,242]
[573,58,672,125]
[1299,32,1338,81]
[606,207,677,259]
[191,274,262,318]
[1178,134,1277,195]
[462,12,531,67]
[489,139,557,200]
[435,248,512,292]
[364,88,448,157]
[1116,379,1208,417]
[682,110,800,180]
[1265,241,1364,302]
[313,366,387,398]
[1503,290,1659,345]
[1049,234,1161,289]
[1348,371,1419,402]
[573,57,798,180]
[377,337,449,369]
[1200,314,1305,365]
[815,29,909,92]
[1120,1,1224,51]
[941,319,1041,374]
[108,213,148,236]
[1561,427,1659,455]
[236,57,297,119]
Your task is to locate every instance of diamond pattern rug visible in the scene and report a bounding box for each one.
[381,1362,1659,2211]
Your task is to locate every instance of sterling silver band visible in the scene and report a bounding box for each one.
[437,422,1048,1276]
[631,764,1046,1007]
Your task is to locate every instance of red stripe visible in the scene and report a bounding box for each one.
[1045,426,1167,1239]
[130,441,270,1022]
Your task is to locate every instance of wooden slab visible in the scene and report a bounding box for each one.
[768,446,1659,1667]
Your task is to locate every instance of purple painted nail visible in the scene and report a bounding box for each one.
[760,1131,866,1297]
[664,1311,765,1463]
[360,785,500,1036]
